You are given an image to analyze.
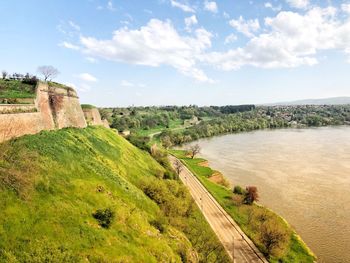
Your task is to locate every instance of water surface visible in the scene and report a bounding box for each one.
[184,127,350,263]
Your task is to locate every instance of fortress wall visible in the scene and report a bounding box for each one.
[48,87,87,129]
[0,112,45,142]
[83,108,104,126]
[0,104,37,114]
[83,108,110,128]
[0,82,87,143]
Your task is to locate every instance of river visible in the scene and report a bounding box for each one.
[182,127,350,263]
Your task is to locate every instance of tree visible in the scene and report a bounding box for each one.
[37,65,59,81]
[161,135,172,149]
[259,219,289,258]
[188,144,201,159]
[174,160,183,176]
[2,70,7,79]
[244,186,259,205]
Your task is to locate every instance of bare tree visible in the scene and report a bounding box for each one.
[37,65,59,81]
[174,160,183,175]
[188,144,201,159]
[244,186,259,205]
[1,70,7,79]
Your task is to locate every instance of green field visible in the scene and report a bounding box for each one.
[135,119,185,137]
[0,126,229,262]
[0,79,36,99]
[170,150,317,263]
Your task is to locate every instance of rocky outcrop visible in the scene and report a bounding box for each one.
[0,82,87,142]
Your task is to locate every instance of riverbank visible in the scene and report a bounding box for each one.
[170,149,317,263]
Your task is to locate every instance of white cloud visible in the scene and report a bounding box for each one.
[201,6,350,69]
[286,0,309,9]
[107,0,116,11]
[223,12,230,19]
[78,83,92,92]
[121,80,134,87]
[78,73,98,82]
[68,21,80,31]
[229,16,260,38]
[86,57,97,63]
[121,80,146,88]
[59,41,80,50]
[341,3,350,14]
[264,2,282,12]
[204,1,218,13]
[65,83,91,93]
[80,19,214,82]
[170,0,195,13]
[185,15,198,32]
[224,34,238,44]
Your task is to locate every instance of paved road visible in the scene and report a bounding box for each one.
[169,155,269,263]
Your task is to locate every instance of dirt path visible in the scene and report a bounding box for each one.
[169,155,268,263]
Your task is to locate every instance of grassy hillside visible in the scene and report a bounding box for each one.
[0,127,229,262]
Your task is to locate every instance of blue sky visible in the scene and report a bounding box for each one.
[0,0,349,106]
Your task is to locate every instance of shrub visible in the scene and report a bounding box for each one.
[92,208,115,228]
[150,215,168,233]
[233,185,244,195]
[244,186,259,205]
[127,135,151,152]
[259,219,290,258]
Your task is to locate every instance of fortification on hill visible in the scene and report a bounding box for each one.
[82,106,109,128]
[0,81,108,142]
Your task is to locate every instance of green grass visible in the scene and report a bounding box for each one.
[48,81,75,91]
[81,104,96,109]
[135,119,185,137]
[0,127,229,262]
[0,79,36,99]
[171,149,317,263]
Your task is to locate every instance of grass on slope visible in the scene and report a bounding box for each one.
[170,150,317,263]
[0,79,36,99]
[0,127,229,262]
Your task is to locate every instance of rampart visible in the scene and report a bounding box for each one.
[0,82,87,142]
[83,108,110,128]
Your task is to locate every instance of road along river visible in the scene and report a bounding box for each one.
[181,127,350,263]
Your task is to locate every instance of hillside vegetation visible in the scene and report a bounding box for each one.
[0,127,229,262]
[0,79,36,100]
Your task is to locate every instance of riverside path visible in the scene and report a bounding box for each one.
[169,155,268,263]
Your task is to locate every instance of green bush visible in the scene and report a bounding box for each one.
[92,208,115,228]
[233,185,245,195]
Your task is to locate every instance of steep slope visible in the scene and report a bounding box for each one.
[0,126,229,262]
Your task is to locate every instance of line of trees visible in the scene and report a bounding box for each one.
[1,65,59,83]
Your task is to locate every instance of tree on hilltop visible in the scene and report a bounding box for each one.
[37,65,59,81]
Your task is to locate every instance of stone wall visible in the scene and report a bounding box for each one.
[83,108,110,128]
[0,82,87,143]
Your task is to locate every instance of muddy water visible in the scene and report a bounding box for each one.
[183,127,350,263]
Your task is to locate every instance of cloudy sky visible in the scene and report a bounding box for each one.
[0,0,349,106]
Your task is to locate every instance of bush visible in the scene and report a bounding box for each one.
[259,219,290,258]
[92,208,115,228]
[150,215,168,233]
[244,186,259,205]
[127,135,151,152]
[233,185,245,195]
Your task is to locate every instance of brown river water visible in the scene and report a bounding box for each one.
[182,127,350,263]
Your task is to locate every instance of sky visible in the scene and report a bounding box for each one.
[0,0,349,106]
